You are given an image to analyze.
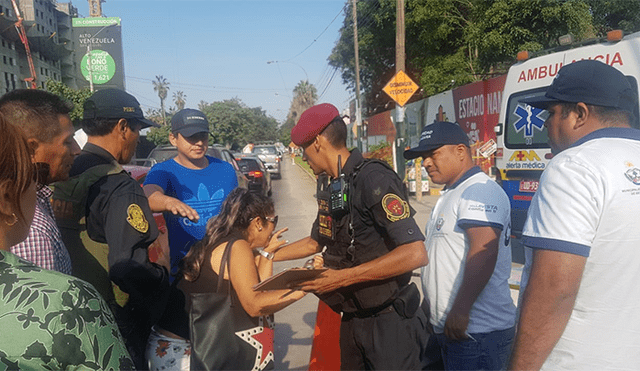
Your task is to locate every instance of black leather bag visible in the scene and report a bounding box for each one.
[188,239,275,371]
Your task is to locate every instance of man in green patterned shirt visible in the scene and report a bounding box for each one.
[0,250,134,370]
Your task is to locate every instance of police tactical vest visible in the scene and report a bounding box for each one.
[52,161,130,308]
[319,159,409,314]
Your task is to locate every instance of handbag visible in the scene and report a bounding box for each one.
[188,238,275,371]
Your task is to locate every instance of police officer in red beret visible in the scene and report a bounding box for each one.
[274,103,429,369]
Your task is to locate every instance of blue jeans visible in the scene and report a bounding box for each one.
[434,326,515,371]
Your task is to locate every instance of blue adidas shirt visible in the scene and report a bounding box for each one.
[144,155,237,271]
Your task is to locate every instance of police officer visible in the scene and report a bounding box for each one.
[274,103,429,370]
[52,89,169,370]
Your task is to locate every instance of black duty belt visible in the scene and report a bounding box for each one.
[342,301,395,320]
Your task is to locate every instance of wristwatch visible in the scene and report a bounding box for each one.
[257,248,274,260]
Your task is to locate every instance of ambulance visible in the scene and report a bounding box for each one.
[495,30,640,237]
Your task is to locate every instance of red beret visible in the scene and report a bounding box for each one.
[291,103,340,146]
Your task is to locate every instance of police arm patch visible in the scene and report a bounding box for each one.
[382,193,409,222]
[126,203,149,233]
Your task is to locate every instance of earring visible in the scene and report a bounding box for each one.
[258,227,262,231]
[5,213,17,226]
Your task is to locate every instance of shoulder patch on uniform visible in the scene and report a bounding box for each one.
[126,204,149,233]
[382,193,409,222]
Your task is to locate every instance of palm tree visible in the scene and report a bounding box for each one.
[152,75,170,125]
[287,80,317,123]
[173,91,186,111]
[292,80,317,108]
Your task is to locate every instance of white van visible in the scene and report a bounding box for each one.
[495,30,640,236]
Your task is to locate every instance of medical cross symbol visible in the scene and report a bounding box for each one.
[513,104,546,137]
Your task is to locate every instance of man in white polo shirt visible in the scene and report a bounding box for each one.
[404,121,516,370]
[509,60,640,370]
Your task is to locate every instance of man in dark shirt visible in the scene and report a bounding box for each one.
[52,88,169,369]
[274,103,429,370]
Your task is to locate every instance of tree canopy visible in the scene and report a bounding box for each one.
[329,0,640,115]
[45,79,92,126]
[173,91,187,110]
[147,98,279,148]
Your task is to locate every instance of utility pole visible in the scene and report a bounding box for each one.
[352,0,362,152]
[394,0,406,179]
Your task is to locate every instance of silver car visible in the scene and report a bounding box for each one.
[252,145,281,179]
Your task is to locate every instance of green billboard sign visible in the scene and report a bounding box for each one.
[73,17,124,90]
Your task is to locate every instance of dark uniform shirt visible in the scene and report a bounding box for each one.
[310,148,425,313]
[66,143,168,302]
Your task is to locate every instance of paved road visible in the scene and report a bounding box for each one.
[270,158,320,370]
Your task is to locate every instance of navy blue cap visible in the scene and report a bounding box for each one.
[82,88,160,128]
[83,88,159,128]
[171,109,210,137]
[404,121,469,160]
[521,60,636,112]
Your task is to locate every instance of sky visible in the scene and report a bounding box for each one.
[70,0,353,124]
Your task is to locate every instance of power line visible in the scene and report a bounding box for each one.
[318,66,340,100]
[126,75,283,93]
[282,2,348,62]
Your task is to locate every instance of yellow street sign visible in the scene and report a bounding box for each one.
[383,70,419,107]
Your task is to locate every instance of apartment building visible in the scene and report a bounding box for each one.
[0,0,78,92]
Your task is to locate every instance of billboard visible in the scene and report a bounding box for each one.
[72,17,125,90]
[451,75,506,172]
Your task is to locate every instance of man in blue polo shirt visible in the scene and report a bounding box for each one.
[404,122,516,370]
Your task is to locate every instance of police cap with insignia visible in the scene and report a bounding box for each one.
[404,121,469,160]
[521,59,637,113]
[291,103,340,146]
[83,88,160,129]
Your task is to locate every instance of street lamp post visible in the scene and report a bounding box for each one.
[267,60,309,82]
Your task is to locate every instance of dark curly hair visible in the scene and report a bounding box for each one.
[180,188,274,282]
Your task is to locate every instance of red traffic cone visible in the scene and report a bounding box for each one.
[308,300,341,371]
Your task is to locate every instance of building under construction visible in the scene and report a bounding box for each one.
[0,0,123,92]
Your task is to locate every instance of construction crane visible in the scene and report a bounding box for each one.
[88,0,105,17]
[10,0,37,89]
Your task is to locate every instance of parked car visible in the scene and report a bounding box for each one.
[275,142,286,161]
[144,144,249,189]
[235,156,272,197]
[251,144,281,179]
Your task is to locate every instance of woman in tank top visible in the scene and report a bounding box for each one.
[147,188,306,370]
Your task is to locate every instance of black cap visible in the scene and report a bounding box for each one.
[171,109,210,137]
[521,60,637,112]
[83,88,159,129]
[404,121,469,160]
